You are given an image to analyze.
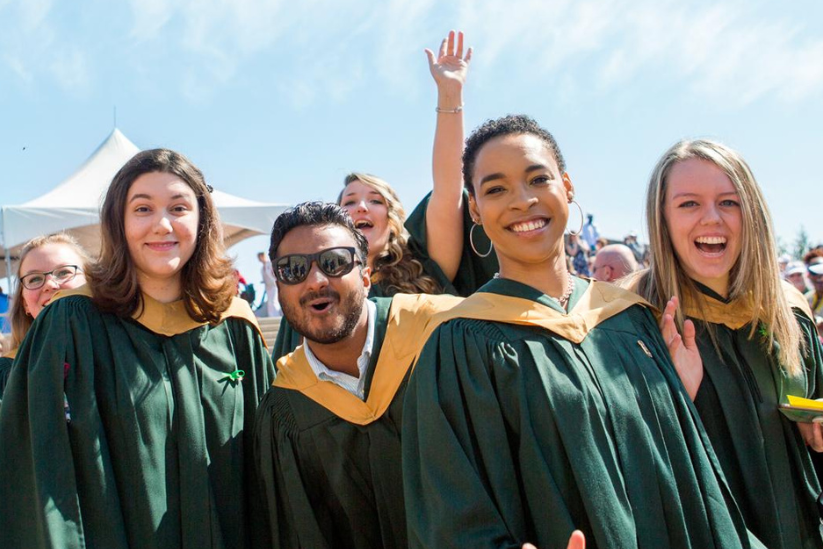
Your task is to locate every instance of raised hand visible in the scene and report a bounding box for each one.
[522,530,586,549]
[661,296,703,400]
[425,30,472,90]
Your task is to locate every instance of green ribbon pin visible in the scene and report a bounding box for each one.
[222,369,245,383]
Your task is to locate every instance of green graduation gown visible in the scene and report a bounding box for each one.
[0,287,274,549]
[254,293,462,549]
[685,282,823,549]
[403,278,761,549]
[272,191,497,362]
[0,355,12,407]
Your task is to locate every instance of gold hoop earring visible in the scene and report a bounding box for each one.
[567,200,584,236]
[469,223,494,258]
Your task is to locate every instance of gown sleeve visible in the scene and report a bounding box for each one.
[253,390,308,549]
[225,317,276,549]
[796,307,823,399]
[0,356,12,406]
[404,190,498,297]
[0,296,129,549]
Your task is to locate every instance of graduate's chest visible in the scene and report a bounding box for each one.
[87,319,247,445]
[493,323,675,437]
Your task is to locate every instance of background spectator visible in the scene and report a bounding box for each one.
[257,251,281,318]
[592,244,638,282]
[784,260,809,294]
[580,213,599,252]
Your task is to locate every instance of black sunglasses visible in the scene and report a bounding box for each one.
[274,247,361,285]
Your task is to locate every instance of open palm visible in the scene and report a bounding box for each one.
[426,30,472,86]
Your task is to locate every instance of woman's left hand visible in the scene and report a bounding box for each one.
[797,421,823,452]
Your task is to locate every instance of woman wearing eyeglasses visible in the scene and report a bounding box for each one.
[0,149,273,549]
[0,234,89,405]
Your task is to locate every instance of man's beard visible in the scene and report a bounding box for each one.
[281,286,366,345]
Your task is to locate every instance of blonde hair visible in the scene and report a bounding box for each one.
[638,138,803,376]
[340,173,441,295]
[8,234,91,351]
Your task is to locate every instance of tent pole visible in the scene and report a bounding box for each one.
[4,250,10,293]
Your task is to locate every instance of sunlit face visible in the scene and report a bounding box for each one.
[786,272,807,293]
[124,172,199,297]
[809,257,823,293]
[663,158,743,296]
[468,133,573,278]
[276,224,371,344]
[339,179,390,267]
[20,243,87,318]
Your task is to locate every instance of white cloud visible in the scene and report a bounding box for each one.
[49,48,91,93]
[4,0,820,107]
[129,0,173,40]
[453,0,823,106]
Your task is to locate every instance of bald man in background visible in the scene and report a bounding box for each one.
[592,244,638,283]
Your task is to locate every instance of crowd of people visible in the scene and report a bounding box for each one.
[0,30,822,549]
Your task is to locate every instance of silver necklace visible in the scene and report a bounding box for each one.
[551,273,575,308]
[492,272,575,308]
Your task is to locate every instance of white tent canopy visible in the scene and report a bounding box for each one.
[1,128,289,279]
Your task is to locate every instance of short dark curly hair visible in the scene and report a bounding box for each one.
[462,114,566,195]
[269,201,369,268]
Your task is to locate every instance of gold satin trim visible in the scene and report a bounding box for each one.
[419,280,650,346]
[682,280,813,329]
[273,293,463,425]
[51,285,266,344]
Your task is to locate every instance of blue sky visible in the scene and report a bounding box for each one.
[2,0,822,293]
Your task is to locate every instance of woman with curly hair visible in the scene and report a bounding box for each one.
[629,138,823,549]
[0,233,90,405]
[0,148,273,549]
[339,172,442,295]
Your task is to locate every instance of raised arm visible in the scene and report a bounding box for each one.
[425,30,472,281]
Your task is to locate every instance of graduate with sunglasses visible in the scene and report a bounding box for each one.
[0,149,272,549]
[253,201,463,549]
[270,31,498,364]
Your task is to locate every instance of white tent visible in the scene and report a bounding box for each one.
[1,128,289,281]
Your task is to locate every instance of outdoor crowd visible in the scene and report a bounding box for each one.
[1,31,823,549]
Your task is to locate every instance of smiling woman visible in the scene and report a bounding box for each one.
[0,149,274,549]
[401,115,760,548]
[629,138,823,549]
[0,233,90,407]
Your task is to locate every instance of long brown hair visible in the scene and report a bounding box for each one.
[8,234,91,351]
[638,138,803,377]
[340,173,441,295]
[87,148,235,323]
